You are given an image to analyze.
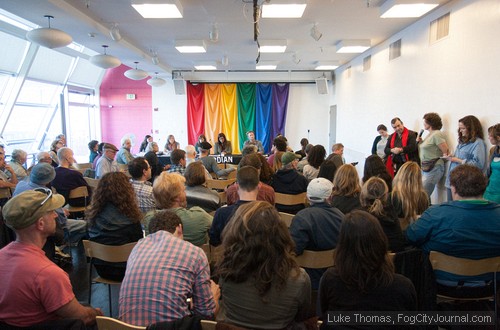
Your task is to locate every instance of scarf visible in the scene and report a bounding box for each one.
[386,127,410,177]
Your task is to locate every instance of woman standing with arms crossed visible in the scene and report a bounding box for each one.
[444,115,487,201]
[418,113,449,197]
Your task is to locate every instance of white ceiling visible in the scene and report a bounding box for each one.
[0,0,449,80]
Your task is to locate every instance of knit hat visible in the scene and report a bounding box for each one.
[281,152,301,166]
[199,141,212,151]
[30,163,56,185]
[2,189,65,230]
[307,178,334,202]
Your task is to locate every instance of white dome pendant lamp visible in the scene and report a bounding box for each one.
[147,72,166,87]
[90,45,121,69]
[124,61,148,80]
[26,15,72,49]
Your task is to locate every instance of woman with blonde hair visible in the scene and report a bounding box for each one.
[330,164,361,214]
[48,139,63,166]
[272,151,284,173]
[319,210,416,322]
[360,177,405,252]
[216,201,312,328]
[391,161,429,229]
[86,172,144,281]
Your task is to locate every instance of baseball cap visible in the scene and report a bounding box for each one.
[2,189,65,230]
[30,163,56,185]
[281,151,301,166]
[199,141,212,150]
[307,178,334,202]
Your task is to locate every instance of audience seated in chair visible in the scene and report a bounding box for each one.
[225,154,275,206]
[319,210,417,328]
[168,149,187,175]
[215,201,314,329]
[329,164,362,214]
[95,143,120,179]
[144,172,212,245]
[199,142,235,179]
[0,190,102,328]
[209,166,259,247]
[52,147,91,207]
[290,178,343,290]
[116,136,134,165]
[87,172,144,281]
[119,210,219,326]
[303,145,326,182]
[185,161,221,213]
[8,149,28,182]
[406,164,500,286]
[0,145,18,204]
[271,151,308,214]
[128,157,156,214]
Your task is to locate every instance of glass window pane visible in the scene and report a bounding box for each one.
[17,79,61,105]
[67,104,92,162]
[3,105,50,151]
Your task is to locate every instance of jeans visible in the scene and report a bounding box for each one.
[422,163,445,197]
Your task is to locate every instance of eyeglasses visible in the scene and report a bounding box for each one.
[33,187,53,206]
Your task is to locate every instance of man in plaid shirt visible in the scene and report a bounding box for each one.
[128,157,156,214]
[119,210,219,326]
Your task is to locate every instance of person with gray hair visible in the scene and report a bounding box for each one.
[116,136,134,165]
[36,151,53,164]
[185,144,211,182]
[8,149,28,181]
[0,145,17,192]
[289,177,343,289]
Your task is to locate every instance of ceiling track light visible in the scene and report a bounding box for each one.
[209,23,218,43]
[124,61,148,80]
[110,23,122,41]
[26,15,73,49]
[90,45,121,69]
[310,23,322,41]
[221,54,229,67]
[147,72,166,87]
[292,52,301,64]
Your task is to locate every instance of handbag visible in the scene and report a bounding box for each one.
[421,158,440,172]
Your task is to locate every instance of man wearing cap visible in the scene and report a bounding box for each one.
[95,142,119,179]
[0,190,102,327]
[210,166,259,246]
[289,178,344,289]
[14,163,88,250]
[198,141,235,179]
[271,151,309,214]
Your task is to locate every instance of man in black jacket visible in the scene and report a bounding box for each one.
[271,152,308,214]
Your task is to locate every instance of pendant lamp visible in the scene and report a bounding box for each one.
[26,15,72,49]
[90,45,121,69]
[124,62,148,80]
[147,72,166,87]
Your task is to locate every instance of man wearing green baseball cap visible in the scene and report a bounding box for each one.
[0,189,102,328]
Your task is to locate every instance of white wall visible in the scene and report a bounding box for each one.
[151,0,500,203]
[334,0,500,202]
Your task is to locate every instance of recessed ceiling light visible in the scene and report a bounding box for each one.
[261,2,307,18]
[380,0,439,18]
[194,64,217,70]
[315,63,339,70]
[256,62,278,70]
[175,40,206,53]
[259,40,287,53]
[336,40,371,53]
[131,2,183,18]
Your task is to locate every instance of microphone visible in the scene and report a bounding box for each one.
[418,129,424,138]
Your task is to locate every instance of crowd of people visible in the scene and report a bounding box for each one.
[0,117,499,329]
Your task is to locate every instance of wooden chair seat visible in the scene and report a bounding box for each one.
[275,192,307,206]
[295,249,335,269]
[63,186,89,213]
[279,212,294,228]
[96,316,146,329]
[206,178,236,191]
[83,240,137,316]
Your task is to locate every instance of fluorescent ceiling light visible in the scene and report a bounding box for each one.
[259,40,287,53]
[175,40,206,53]
[315,62,339,70]
[380,0,439,18]
[256,62,278,70]
[261,2,307,18]
[131,2,183,18]
[336,40,371,53]
[194,64,217,70]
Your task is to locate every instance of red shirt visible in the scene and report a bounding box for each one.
[0,241,75,327]
[225,182,275,206]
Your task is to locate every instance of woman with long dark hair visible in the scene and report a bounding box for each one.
[319,210,416,326]
[139,135,152,153]
[214,133,232,155]
[216,201,312,328]
[303,144,326,181]
[86,172,143,281]
[362,154,392,191]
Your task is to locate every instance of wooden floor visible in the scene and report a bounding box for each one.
[66,242,121,318]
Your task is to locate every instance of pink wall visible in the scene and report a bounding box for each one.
[100,64,152,154]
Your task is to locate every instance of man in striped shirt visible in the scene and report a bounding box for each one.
[119,210,219,326]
